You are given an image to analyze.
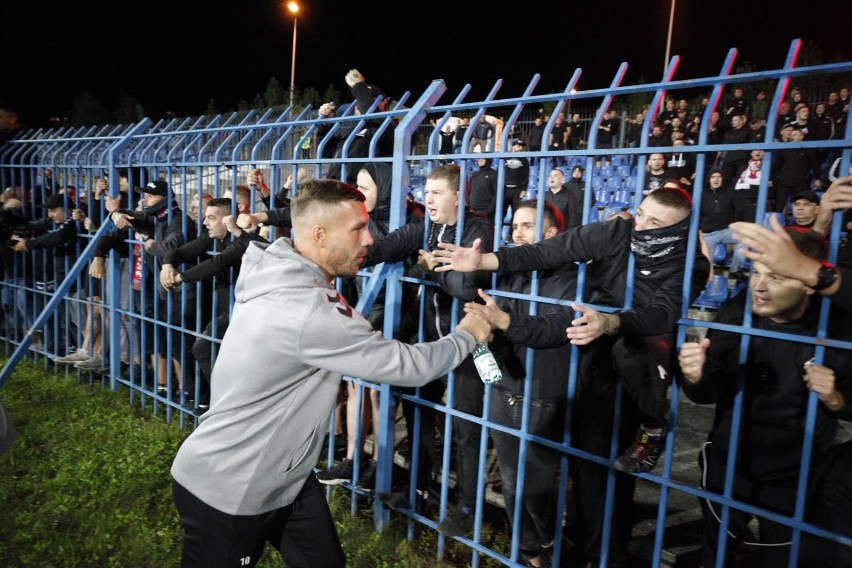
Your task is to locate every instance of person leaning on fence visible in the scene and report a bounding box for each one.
[360,164,493,537]
[463,200,573,568]
[10,191,83,356]
[680,223,852,568]
[315,162,394,489]
[159,195,264,411]
[88,211,145,379]
[432,187,710,566]
[110,180,198,401]
[169,178,494,568]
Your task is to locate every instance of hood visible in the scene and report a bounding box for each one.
[235,238,330,303]
[362,162,392,224]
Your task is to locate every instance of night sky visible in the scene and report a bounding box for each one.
[5,0,851,126]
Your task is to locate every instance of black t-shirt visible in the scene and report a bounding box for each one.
[551,123,568,148]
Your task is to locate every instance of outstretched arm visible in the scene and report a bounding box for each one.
[566,303,620,346]
[433,238,499,272]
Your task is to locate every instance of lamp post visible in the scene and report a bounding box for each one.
[288,2,299,111]
[664,0,676,74]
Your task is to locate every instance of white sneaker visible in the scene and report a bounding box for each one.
[74,356,104,371]
[53,349,89,364]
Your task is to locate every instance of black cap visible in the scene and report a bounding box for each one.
[134,180,168,196]
[42,193,66,209]
[512,138,526,146]
[792,189,820,204]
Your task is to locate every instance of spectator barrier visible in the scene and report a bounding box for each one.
[1,39,851,567]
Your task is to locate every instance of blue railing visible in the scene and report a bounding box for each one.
[2,38,851,567]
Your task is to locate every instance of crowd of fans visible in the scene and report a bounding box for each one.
[1,75,851,567]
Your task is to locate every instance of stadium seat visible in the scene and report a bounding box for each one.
[605,177,622,191]
[693,275,729,310]
[611,189,631,209]
[712,243,728,266]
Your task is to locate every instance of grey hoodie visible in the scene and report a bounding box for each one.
[171,238,475,515]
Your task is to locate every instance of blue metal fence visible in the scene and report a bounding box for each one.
[2,38,851,567]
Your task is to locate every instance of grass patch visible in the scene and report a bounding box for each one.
[0,358,507,567]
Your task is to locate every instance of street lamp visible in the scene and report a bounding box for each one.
[288,2,299,111]
[664,0,676,74]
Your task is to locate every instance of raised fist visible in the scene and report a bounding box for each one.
[345,69,364,88]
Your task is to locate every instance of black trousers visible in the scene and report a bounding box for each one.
[490,387,563,556]
[701,440,852,568]
[569,339,639,566]
[191,312,229,384]
[172,473,345,568]
[446,356,485,509]
[612,334,674,429]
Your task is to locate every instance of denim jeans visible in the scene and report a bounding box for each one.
[489,387,564,556]
[703,228,746,272]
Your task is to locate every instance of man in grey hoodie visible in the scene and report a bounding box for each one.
[170,179,492,568]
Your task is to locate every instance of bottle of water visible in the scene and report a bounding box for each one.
[472,342,502,385]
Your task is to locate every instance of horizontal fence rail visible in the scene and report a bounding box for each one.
[2,39,852,567]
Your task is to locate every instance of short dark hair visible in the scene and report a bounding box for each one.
[785,226,827,262]
[115,167,148,186]
[515,199,565,233]
[646,186,692,215]
[290,179,365,220]
[206,197,233,210]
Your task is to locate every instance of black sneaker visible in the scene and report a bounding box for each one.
[321,433,347,460]
[437,506,473,537]
[120,363,146,381]
[378,488,434,516]
[356,459,377,491]
[316,458,354,485]
[614,426,666,473]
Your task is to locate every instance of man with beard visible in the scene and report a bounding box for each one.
[433,187,709,567]
[171,179,492,567]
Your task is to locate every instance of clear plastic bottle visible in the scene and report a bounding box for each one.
[471,342,502,385]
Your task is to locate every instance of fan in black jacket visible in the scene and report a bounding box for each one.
[680,227,852,568]
[160,196,265,409]
[434,187,710,565]
[464,201,575,566]
[363,164,493,537]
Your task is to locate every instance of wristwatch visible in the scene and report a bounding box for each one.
[811,262,839,291]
